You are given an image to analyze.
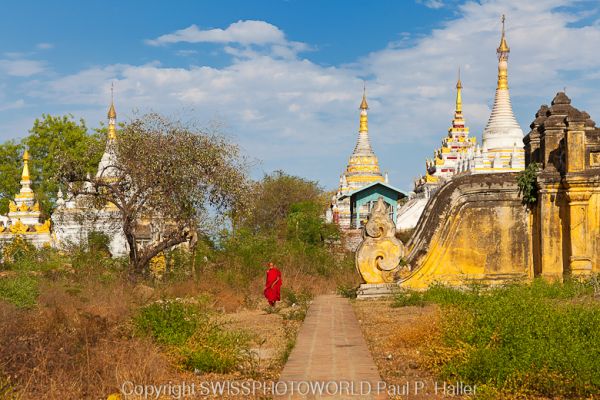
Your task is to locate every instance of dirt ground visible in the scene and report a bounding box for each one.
[225,307,302,377]
[353,299,470,400]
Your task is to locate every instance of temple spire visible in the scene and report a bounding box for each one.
[359,83,368,132]
[97,84,120,179]
[450,68,466,130]
[339,86,383,193]
[21,150,30,181]
[455,67,463,113]
[15,149,34,202]
[107,82,117,140]
[481,14,523,152]
[496,14,510,90]
[353,86,374,154]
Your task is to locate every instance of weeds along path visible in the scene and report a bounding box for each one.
[277,294,386,399]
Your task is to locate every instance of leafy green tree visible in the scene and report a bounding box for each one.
[56,113,249,273]
[242,171,323,233]
[23,114,104,213]
[0,140,25,214]
[287,201,339,245]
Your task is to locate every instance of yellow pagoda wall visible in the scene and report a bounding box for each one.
[397,93,600,288]
[398,173,530,289]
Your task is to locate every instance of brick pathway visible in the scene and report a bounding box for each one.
[277,295,387,399]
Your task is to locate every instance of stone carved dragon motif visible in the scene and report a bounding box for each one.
[355,197,405,283]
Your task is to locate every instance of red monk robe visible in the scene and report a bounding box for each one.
[264,262,282,306]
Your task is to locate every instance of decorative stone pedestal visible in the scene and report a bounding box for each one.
[356,283,399,299]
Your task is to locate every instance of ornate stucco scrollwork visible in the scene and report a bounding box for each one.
[356,197,405,283]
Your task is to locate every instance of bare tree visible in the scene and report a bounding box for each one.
[57,113,248,273]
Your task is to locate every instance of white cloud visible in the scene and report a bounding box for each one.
[147,20,285,46]
[417,0,445,9]
[36,42,54,50]
[13,1,600,190]
[0,99,25,111]
[146,20,309,59]
[175,49,198,57]
[0,59,46,77]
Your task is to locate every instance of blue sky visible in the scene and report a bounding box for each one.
[1,0,600,191]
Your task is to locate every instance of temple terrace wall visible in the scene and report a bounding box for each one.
[399,173,531,289]
[355,93,600,291]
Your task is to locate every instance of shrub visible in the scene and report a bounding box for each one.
[1,236,36,265]
[181,323,251,373]
[392,291,427,307]
[416,278,600,398]
[517,162,540,205]
[0,274,39,308]
[337,284,358,299]
[134,299,252,374]
[281,287,312,308]
[0,375,18,400]
[87,231,110,254]
[281,308,307,321]
[135,299,202,346]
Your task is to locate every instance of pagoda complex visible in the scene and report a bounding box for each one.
[417,71,477,196]
[0,150,52,247]
[356,91,600,291]
[467,15,525,173]
[328,89,405,232]
[338,89,384,193]
[52,95,128,256]
[397,15,525,231]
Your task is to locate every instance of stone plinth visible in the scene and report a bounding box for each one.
[356,283,399,299]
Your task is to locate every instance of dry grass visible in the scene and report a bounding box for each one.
[353,299,468,400]
[0,275,173,399]
[0,265,309,399]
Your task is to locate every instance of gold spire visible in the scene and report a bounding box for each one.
[360,84,368,110]
[497,14,510,56]
[108,83,117,140]
[21,150,30,181]
[15,148,35,201]
[359,84,368,132]
[108,103,116,119]
[455,67,463,113]
[496,15,509,90]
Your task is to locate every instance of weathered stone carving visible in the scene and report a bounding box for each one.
[355,197,405,283]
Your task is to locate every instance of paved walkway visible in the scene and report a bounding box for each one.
[277,295,387,399]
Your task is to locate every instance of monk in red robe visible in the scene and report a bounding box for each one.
[264,262,282,306]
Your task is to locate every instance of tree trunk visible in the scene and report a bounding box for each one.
[122,216,140,273]
[137,234,188,274]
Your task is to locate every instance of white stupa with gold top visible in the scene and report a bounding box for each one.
[398,16,525,231]
[329,88,386,229]
[52,94,128,256]
[0,150,52,247]
[467,15,525,173]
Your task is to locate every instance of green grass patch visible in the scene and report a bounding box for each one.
[0,274,39,308]
[392,291,427,307]
[134,299,252,374]
[337,284,358,299]
[397,278,600,398]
